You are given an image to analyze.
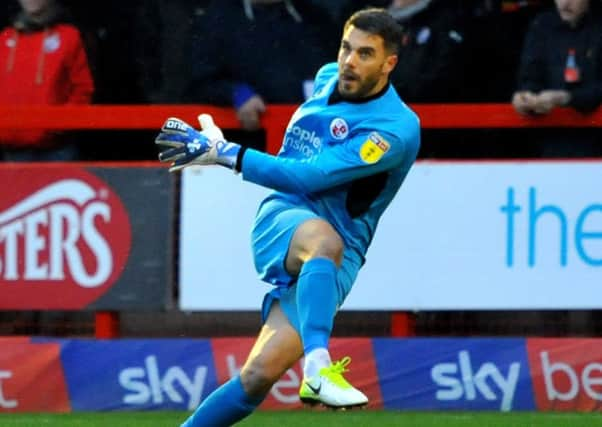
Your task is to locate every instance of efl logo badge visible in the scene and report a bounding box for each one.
[359,132,390,164]
[330,118,348,140]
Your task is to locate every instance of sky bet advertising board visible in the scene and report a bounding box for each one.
[2,337,602,413]
[179,161,602,311]
[0,164,174,310]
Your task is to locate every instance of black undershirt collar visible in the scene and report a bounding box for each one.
[328,81,390,105]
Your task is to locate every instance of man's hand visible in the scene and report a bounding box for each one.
[155,116,214,172]
[236,95,266,131]
[155,114,241,172]
[533,90,571,114]
[511,91,538,115]
[512,90,571,116]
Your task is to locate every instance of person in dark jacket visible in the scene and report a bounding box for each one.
[387,0,468,102]
[186,0,337,131]
[512,0,602,115]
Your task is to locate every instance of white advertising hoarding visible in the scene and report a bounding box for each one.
[179,161,602,310]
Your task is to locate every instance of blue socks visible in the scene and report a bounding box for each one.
[181,258,338,426]
[180,375,265,427]
[296,257,339,354]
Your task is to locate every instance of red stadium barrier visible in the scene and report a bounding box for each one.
[4,104,601,154]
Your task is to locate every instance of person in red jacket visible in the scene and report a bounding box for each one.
[0,0,94,160]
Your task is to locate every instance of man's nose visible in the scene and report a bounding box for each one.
[344,52,358,67]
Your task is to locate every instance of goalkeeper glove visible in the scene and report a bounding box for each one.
[155,114,241,172]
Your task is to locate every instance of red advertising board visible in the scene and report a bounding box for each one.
[210,337,382,409]
[0,164,173,310]
[0,338,70,412]
[527,338,602,411]
[0,167,131,308]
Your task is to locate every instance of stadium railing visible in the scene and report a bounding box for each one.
[2,104,601,156]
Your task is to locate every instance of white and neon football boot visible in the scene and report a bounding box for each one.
[299,357,368,409]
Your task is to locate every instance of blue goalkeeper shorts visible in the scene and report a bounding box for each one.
[251,196,362,334]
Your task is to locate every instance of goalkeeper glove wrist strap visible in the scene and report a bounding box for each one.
[214,141,244,171]
[234,146,247,173]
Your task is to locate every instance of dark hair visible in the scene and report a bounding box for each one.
[343,8,402,55]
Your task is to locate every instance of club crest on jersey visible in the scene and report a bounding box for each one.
[43,34,61,52]
[330,118,348,140]
[359,132,390,164]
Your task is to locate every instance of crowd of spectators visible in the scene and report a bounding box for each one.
[1,0,601,160]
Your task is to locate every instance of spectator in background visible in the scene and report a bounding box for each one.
[63,0,141,105]
[0,0,94,161]
[387,0,468,102]
[186,0,337,132]
[58,0,164,161]
[133,0,211,104]
[306,0,389,26]
[512,0,602,116]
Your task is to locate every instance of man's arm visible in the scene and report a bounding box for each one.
[568,81,602,113]
[184,7,233,105]
[515,16,546,95]
[239,134,407,194]
[564,14,602,112]
[156,116,417,193]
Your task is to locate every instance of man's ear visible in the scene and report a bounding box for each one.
[383,54,398,75]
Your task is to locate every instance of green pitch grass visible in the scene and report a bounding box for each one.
[0,411,599,427]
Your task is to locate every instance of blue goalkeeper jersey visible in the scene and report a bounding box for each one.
[241,62,420,264]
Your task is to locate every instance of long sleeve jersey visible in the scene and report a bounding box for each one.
[240,63,421,264]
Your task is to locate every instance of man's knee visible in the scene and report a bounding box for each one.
[290,219,344,268]
[313,230,344,263]
[240,351,289,395]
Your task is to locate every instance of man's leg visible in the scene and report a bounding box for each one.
[180,302,303,426]
[286,219,368,408]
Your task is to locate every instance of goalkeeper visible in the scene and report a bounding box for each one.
[156,8,420,426]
